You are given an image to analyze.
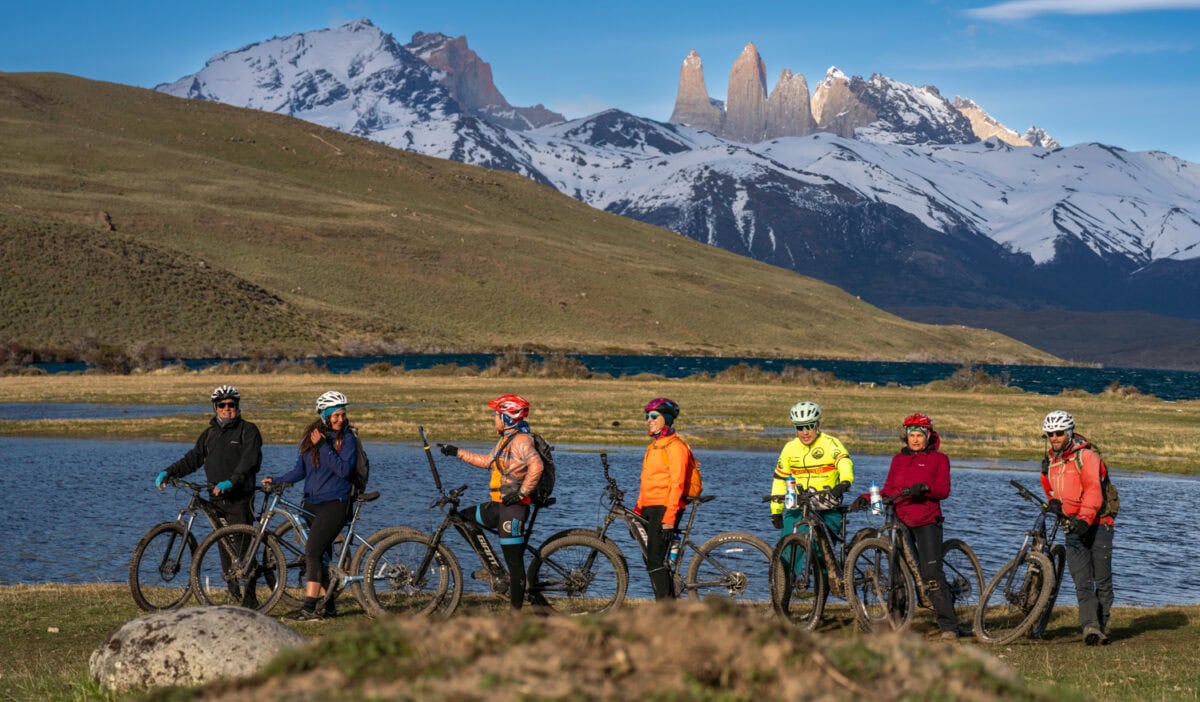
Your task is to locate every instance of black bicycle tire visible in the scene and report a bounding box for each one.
[973,550,1056,645]
[683,531,773,614]
[362,532,462,618]
[189,525,287,614]
[770,532,828,630]
[537,527,630,576]
[941,538,985,625]
[527,533,627,615]
[1031,544,1067,639]
[128,522,197,611]
[347,526,426,608]
[844,536,917,633]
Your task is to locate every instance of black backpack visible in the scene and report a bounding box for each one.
[528,433,556,506]
[349,428,369,495]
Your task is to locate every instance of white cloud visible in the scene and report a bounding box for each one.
[919,39,1190,69]
[968,0,1200,21]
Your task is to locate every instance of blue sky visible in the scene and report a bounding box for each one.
[3,0,1198,161]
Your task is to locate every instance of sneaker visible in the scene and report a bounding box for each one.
[285,608,323,622]
[322,601,337,619]
[1083,626,1103,646]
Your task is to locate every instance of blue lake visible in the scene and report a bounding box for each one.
[30,353,1200,401]
[1,436,1194,607]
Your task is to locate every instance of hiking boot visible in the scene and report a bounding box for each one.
[1083,626,1103,646]
[285,607,323,622]
[1099,630,1111,645]
[240,592,259,610]
[322,600,337,619]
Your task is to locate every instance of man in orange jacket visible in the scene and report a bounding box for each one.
[1040,410,1115,646]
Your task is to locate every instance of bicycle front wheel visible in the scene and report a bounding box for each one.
[942,538,984,625]
[844,536,916,633]
[362,533,461,618]
[528,533,627,615]
[347,526,426,608]
[770,532,828,630]
[974,550,1055,645]
[190,525,286,613]
[684,532,773,615]
[129,522,196,611]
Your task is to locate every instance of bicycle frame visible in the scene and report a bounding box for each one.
[776,491,854,597]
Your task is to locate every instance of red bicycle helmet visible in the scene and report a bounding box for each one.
[488,394,530,421]
[903,413,933,431]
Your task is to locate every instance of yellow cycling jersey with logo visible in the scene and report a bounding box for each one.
[770,432,854,515]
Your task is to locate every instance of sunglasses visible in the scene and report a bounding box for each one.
[645,412,662,420]
[1045,430,1068,437]
[216,401,238,409]
[794,422,819,432]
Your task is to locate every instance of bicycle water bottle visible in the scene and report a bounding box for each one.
[784,477,799,511]
[668,532,682,564]
[869,481,883,515]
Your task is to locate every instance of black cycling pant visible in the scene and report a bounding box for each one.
[458,501,529,609]
[213,498,255,590]
[303,499,350,584]
[910,521,958,633]
[640,505,681,601]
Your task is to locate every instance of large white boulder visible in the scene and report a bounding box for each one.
[89,606,306,692]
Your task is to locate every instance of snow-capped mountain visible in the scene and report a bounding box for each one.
[156,19,1200,318]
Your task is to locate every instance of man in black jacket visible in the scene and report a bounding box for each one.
[156,384,263,537]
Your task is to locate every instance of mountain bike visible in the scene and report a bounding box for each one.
[843,492,984,634]
[189,482,383,615]
[764,490,878,630]
[129,478,230,611]
[973,479,1067,644]
[362,428,625,617]
[536,453,773,612]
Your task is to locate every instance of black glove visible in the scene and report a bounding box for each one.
[831,481,850,499]
[910,483,930,496]
[771,514,783,530]
[438,443,458,457]
[849,495,870,512]
[1046,499,1063,516]
[1067,517,1091,535]
[500,482,523,506]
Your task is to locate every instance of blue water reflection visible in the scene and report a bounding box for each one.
[2,437,1194,607]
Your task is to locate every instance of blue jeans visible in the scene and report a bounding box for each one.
[1064,522,1115,631]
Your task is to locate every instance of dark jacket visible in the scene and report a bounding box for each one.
[273,428,357,504]
[881,431,951,528]
[166,416,263,502]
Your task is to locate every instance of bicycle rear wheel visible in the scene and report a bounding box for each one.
[684,531,773,615]
[129,522,196,611]
[190,525,286,614]
[347,526,426,608]
[362,533,461,618]
[770,532,828,630]
[528,533,627,615]
[941,538,984,625]
[844,536,916,633]
[973,550,1055,645]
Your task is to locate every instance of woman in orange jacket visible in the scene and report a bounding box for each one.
[635,397,697,600]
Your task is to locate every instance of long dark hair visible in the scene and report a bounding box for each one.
[299,414,352,467]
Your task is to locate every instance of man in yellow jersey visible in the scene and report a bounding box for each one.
[769,401,854,538]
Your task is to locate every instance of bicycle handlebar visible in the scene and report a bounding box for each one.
[165,477,210,492]
[431,484,469,509]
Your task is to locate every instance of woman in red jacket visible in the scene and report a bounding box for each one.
[878,413,960,639]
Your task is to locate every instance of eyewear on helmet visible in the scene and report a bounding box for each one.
[216,401,238,409]
[1045,430,1068,438]
[794,422,819,432]
[645,411,662,420]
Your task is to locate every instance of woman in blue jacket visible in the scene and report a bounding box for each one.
[263,391,358,620]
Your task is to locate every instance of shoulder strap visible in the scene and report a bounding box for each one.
[491,432,520,473]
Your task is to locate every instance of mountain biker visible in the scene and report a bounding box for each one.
[857,413,959,640]
[439,394,544,610]
[770,401,854,542]
[1039,410,1114,646]
[263,391,359,620]
[634,397,697,600]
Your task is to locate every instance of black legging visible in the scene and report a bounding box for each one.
[641,505,678,600]
[302,499,349,584]
[910,521,958,633]
[457,502,529,609]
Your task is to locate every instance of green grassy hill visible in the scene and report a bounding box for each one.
[0,72,1058,364]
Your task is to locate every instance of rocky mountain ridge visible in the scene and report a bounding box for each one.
[668,43,1055,148]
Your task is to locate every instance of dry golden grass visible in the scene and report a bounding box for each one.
[1,372,1197,473]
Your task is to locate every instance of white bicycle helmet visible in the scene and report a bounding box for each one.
[789,401,822,427]
[1042,410,1075,434]
[315,390,348,414]
[210,385,240,403]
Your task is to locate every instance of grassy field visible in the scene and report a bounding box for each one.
[1,370,1197,473]
[2,584,1195,701]
[0,72,1055,365]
